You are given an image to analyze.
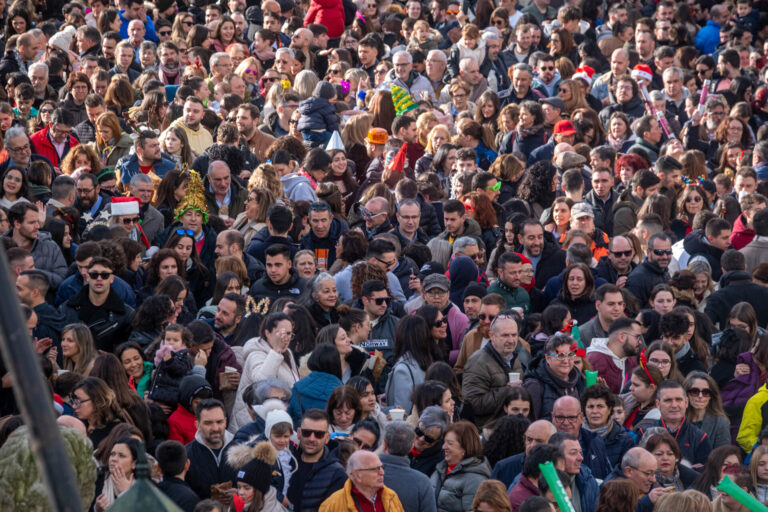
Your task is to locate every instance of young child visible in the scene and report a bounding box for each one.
[297,81,339,148]
[148,324,200,406]
[264,409,297,508]
[13,83,38,120]
[231,441,281,512]
[734,0,759,36]
[407,20,442,52]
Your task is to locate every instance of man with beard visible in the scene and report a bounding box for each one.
[482,32,509,92]
[626,233,673,308]
[590,49,630,107]
[117,130,176,192]
[72,94,106,144]
[515,219,566,289]
[129,174,165,243]
[454,293,506,373]
[597,76,646,131]
[185,399,238,500]
[235,103,275,163]
[207,293,244,346]
[532,53,560,98]
[171,97,213,156]
[380,51,435,104]
[594,236,636,286]
[29,63,57,109]
[585,318,640,394]
[75,173,112,228]
[157,41,183,85]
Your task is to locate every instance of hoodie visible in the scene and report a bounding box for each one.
[586,338,637,394]
[33,301,68,362]
[168,373,211,445]
[281,173,318,203]
[684,230,725,281]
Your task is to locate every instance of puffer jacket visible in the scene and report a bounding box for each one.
[319,479,405,512]
[625,260,670,308]
[600,420,636,469]
[737,383,768,453]
[522,353,586,420]
[430,457,491,512]
[409,440,444,477]
[297,97,339,133]
[287,446,347,512]
[303,0,345,38]
[232,337,300,431]
[287,371,343,426]
[684,230,725,282]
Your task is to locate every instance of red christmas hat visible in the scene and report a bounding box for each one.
[572,65,595,85]
[631,64,653,83]
[111,196,140,216]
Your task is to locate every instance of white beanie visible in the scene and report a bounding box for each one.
[264,409,294,437]
[48,25,76,53]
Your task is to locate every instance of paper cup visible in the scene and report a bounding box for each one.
[390,409,405,421]
[508,372,520,383]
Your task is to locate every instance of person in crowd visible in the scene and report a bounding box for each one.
[380,420,437,512]
[523,333,585,420]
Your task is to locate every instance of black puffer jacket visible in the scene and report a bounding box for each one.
[683,230,725,282]
[408,438,445,477]
[625,260,670,308]
[705,270,768,328]
[286,446,346,511]
[523,353,586,420]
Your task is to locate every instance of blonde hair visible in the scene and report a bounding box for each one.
[425,124,450,154]
[248,163,284,199]
[341,113,373,148]
[417,112,438,147]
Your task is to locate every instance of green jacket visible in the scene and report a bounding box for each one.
[487,280,530,314]
[134,361,154,399]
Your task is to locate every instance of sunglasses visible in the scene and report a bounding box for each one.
[611,250,632,258]
[368,296,391,305]
[122,216,140,224]
[686,196,703,202]
[88,271,112,280]
[329,68,342,75]
[40,108,54,114]
[446,9,460,14]
[478,313,496,322]
[375,68,387,74]
[432,318,446,327]
[486,181,502,191]
[300,428,326,439]
[414,426,437,444]
[175,228,194,236]
[688,387,711,397]
[463,202,474,212]
[158,30,171,36]
[652,249,673,256]
[264,76,279,82]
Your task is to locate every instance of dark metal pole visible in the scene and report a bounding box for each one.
[0,244,83,511]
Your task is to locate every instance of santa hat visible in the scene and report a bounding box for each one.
[326,131,345,152]
[111,196,140,217]
[391,84,418,117]
[631,64,653,84]
[388,144,407,173]
[572,66,595,86]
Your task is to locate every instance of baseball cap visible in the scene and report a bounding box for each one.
[423,273,450,292]
[571,202,595,219]
[539,97,565,111]
[553,120,577,136]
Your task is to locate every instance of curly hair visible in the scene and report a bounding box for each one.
[145,248,186,289]
[265,135,308,162]
[482,414,530,467]
[518,161,557,207]
[350,262,389,299]
[131,294,174,333]
[248,164,283,199]
[72,377,133,431]
[59,144,103,177]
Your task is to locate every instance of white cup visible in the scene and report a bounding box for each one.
[508,372,520,383]
[390,409,406,421]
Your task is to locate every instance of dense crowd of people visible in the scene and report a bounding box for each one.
[1,0,768,510]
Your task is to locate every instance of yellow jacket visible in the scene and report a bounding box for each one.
[737,383,768,453]
[319,479,405,512]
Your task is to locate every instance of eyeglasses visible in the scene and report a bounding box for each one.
[552,414,580,423]
[76,187,95,194]
[352,437,373,451]
[548,351,576,360]
[652,249,673,256]
[375,256,397,268]
[299,428,326,439]
[158,30,171,36]
[52,126,71,136]
[686,196,703,203]
[175,228,194,236]
[478,313,496,322]
[630,466,656,478]
[486,181,502,191]
[688,387,711,397]
[7,143,30,152]
[368,296,391,306]
[356,465,384,472]
[88,271,112,280]
[649,357,671,367]
[122,216,140,225]
[432,318,446,327]
[70,397,92,408]
[414,426,437,444]
[611,250,632,257]
[362,208,386,220]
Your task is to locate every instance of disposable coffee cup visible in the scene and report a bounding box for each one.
[390,409,406,421]
[508,372,520,383]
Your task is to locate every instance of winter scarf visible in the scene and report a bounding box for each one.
[158,62,181,85]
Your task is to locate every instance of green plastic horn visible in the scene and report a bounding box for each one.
[538,461,575,512]
[716,475,768,512]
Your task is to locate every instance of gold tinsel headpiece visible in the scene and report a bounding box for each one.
[174,170,209,223]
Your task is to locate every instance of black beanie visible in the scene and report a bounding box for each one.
[463,283,487,301]
[236,441,277,494]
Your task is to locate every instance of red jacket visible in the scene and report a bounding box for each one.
[731,213,755,250]
[167,403,197,445]
[29,125,79,170]
[304,0,345,38]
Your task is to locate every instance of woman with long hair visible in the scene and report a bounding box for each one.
[104,77,134,119]
[415,304,451,364]
[92,111,133,171]
[558,79,589,115]
[550,263,596,325]
[511,100,547,158]
[518,161,559,222]
[136,90,169,131]
[386,315,440,414]
[315,321,376,384]
[71,376,135,447]
[163,229,212,308]
[550,27,577,62]
[61,323,98,376]
[59,144,103,178]
[116,341,153,398]
[415,124,451,178]
[692,445,743,499]
[341,112,372,183]
[369,90,397,133]
[327,149,358,211]
[624,363,663,429]
[543,197,573,239]
[232,186,275,246]
[287,344,343,423]
[428,143,458,196]
[127,294,175,346]
[171,12,195,41]
[153,170,189,226]
[475,91,502,135]
[442,80,475,117]
[683,371,731,448]
[93,436,142,511]
[461,192,500,252]
[159,125,195,173]
[0,166,30,208]
[209,15,244,53]
[607,111,634,153]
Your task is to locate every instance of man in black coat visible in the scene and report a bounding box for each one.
[249,244,307,303]
[156,440,200,512]
[705,249,768,329]
[684,218,732,282]
[185,399,238,501]
[515,220,566,290]
[625,233,672,308]
[594,235,637,286]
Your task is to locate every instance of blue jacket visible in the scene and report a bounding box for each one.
[475,141,497,171]
[579,427,612,480]
[297,97,339,132]
[528,140,555,167]
[287,371,343,426]
[637,418,712,466]
[602,420,635,469]
[286,446,346,512]
[695,20,721,54]
[55,272,136,307]
[574,465,600,512]
[119,10,159,42]
[490,452,524,489]
[118,151,177,186]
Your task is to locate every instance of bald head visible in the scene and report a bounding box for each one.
[621,447,657,493]
[554,143,574,157]
[552,396,583,436]
[525,420,557,454]
[57,415,87,436]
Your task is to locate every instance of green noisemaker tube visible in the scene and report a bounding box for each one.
[716,475,768,512]
[538,461,575,512]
